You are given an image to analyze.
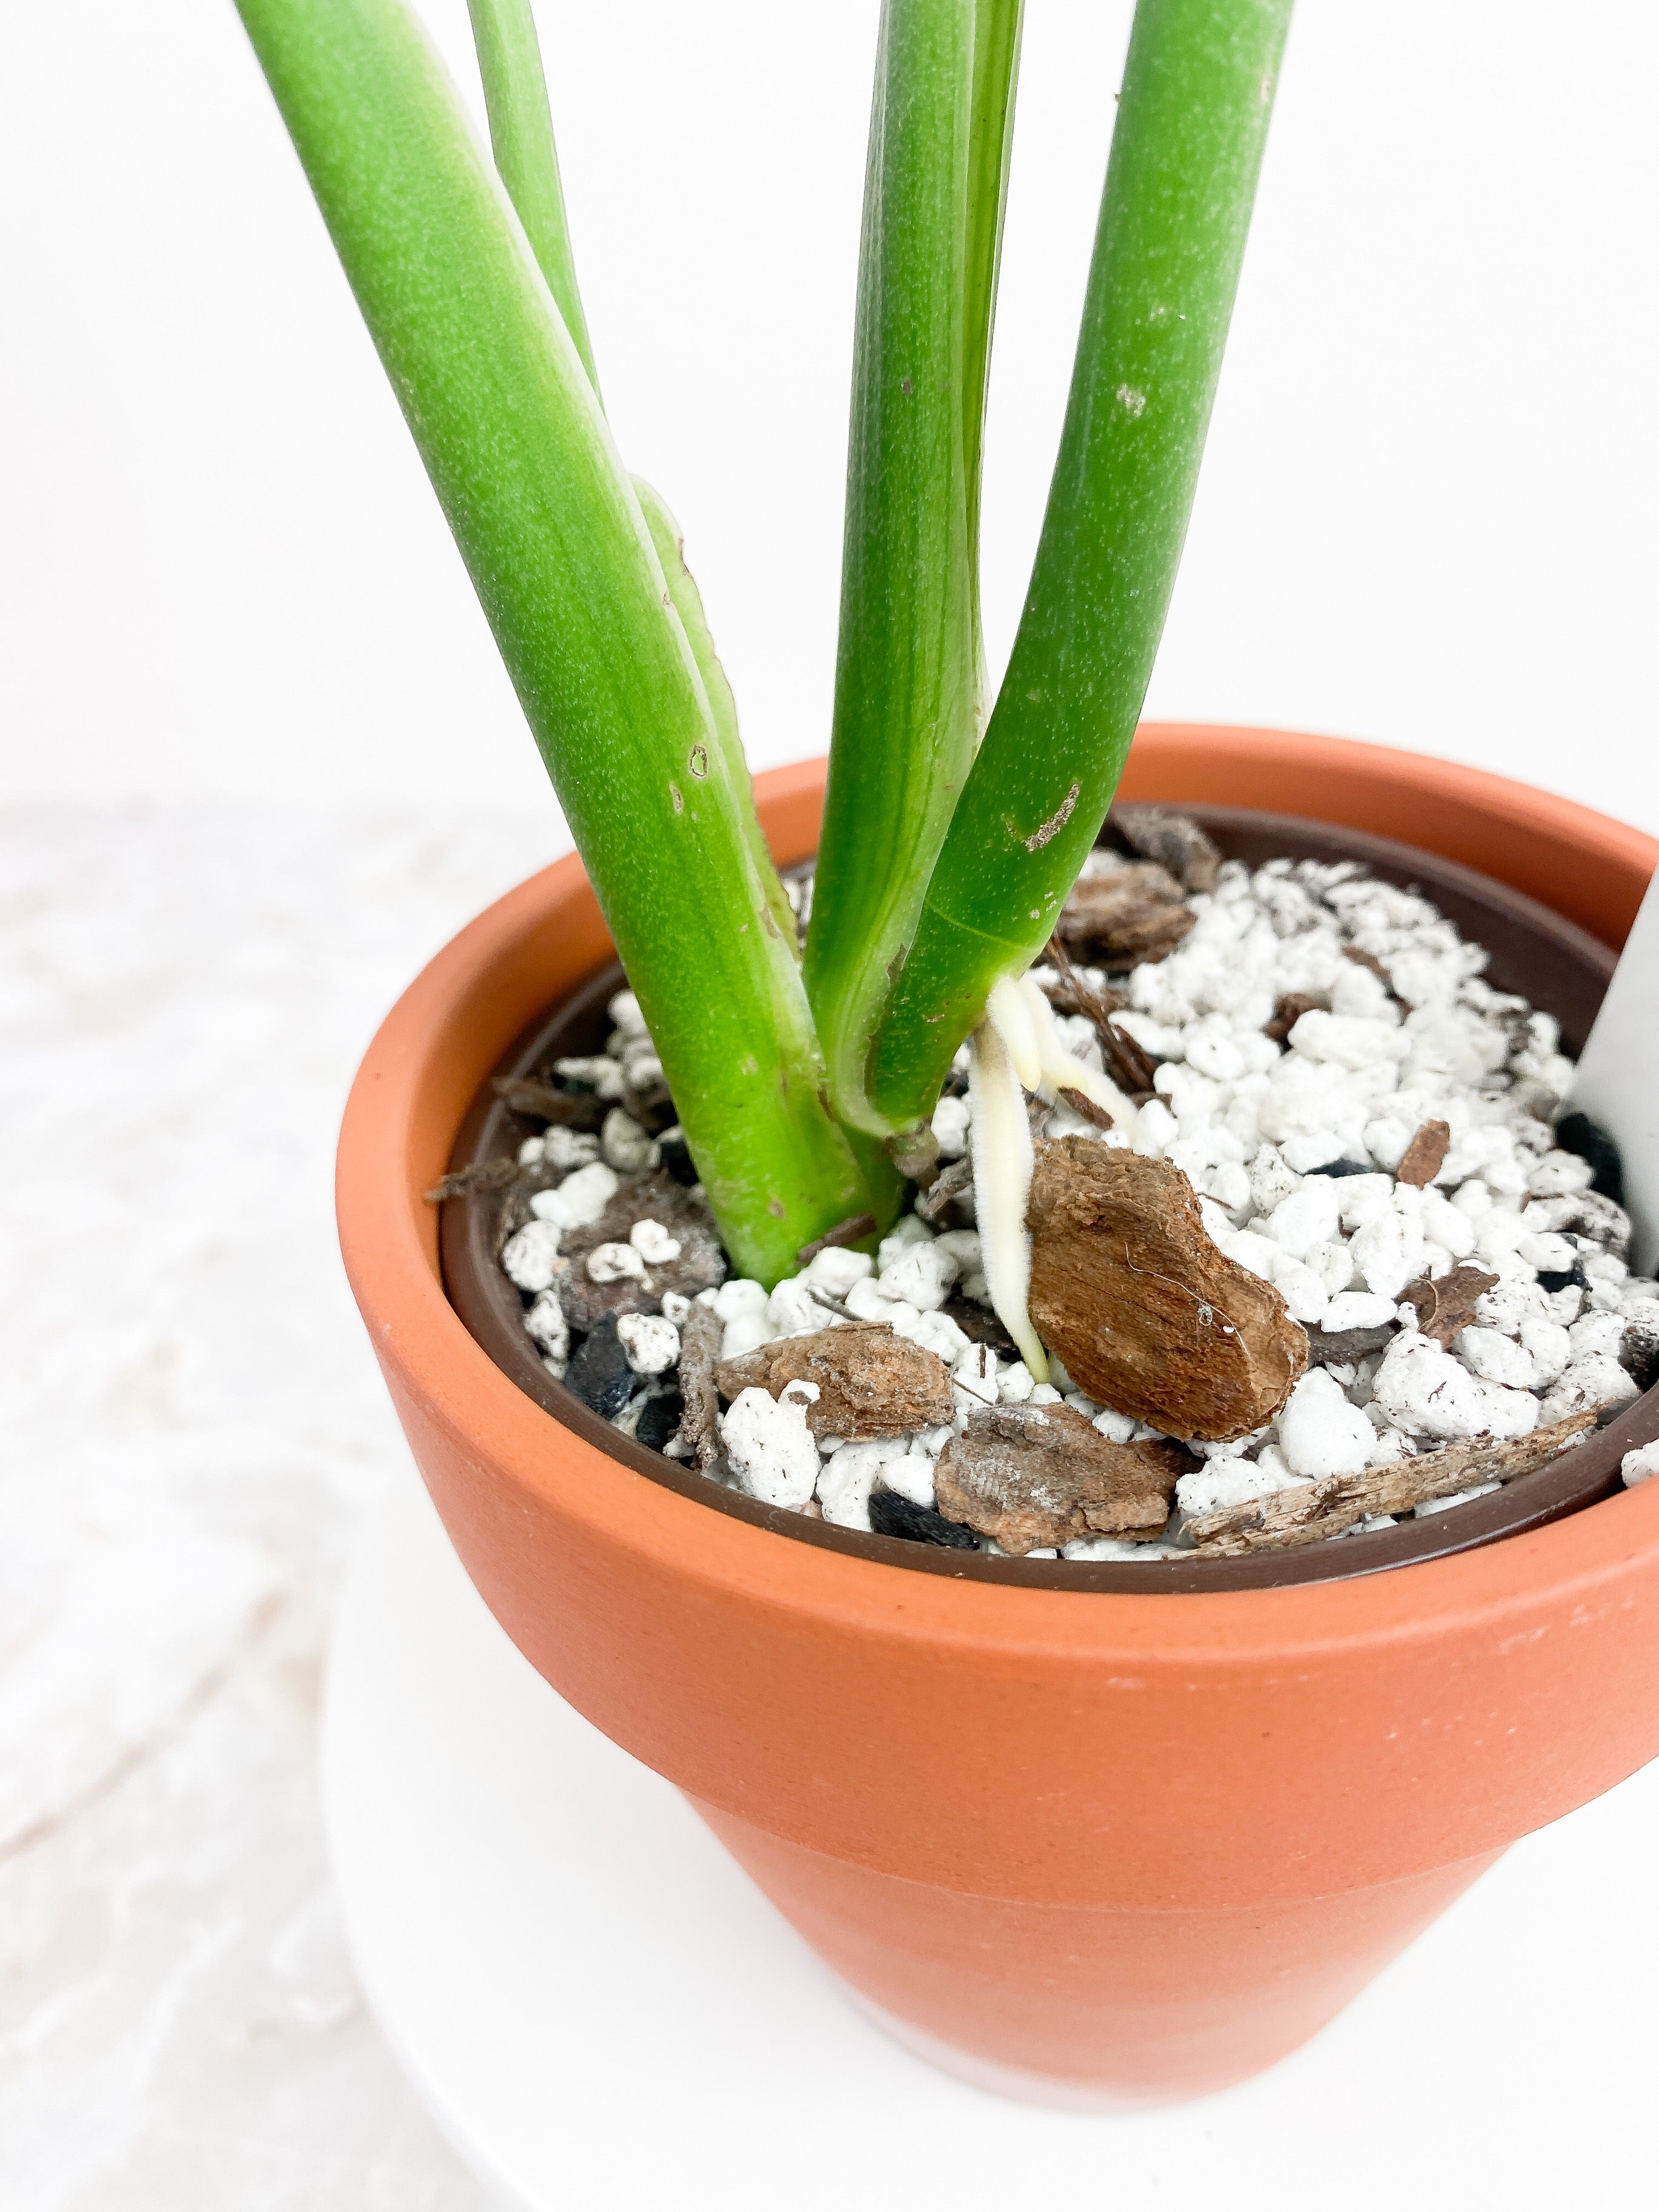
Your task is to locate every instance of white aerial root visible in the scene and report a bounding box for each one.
[967,1009,1049,1381]
[967,975,1142,1386]
[1017,975,1139,1128]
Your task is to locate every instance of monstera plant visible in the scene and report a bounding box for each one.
[236,0,1289,1345]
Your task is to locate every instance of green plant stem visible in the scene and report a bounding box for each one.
[631,476,799,951]
[465,0,600,396]
[803,0,1022,1138]
[235,0,874,1280]
[962,0,1025,719]
[867,0,1292,1129]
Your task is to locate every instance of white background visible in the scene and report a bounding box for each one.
[4,0,1657,832]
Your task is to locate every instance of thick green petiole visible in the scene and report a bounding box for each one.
[867,0,1292,1130]
[465,0,600,396]
[962,0,1025,721]
[803,0,1023,1138]
[631,477,799,952]
[235,0,874,1280]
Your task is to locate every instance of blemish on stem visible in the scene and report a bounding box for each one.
[670,783,684,815]
[1013,781,1080,853]
[688,743,709,779]
[1115,385,1147,417]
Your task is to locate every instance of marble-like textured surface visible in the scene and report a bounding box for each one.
[0,808,565,2207]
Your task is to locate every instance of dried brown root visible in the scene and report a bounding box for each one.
[796,1213,880,1266]
[916,1156,974,1224]
[1044,937,1158,1100]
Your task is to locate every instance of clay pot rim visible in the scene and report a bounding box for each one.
[336,726,1659,1661]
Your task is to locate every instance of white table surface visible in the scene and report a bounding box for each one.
[0,807,557,2209]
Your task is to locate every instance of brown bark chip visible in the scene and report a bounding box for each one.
[1110,806,1223,894]
[1026,1139,1307,1442]
[673,1303,725,1471]
[1187,1412,1597,1556]
[715,1324,955,1440]
[1398,1264,1500,1347]
[1395,1119,1452,1187]
[558,1168,727,1328]
[941,1294,1019,1358]
[1305,1321,1398,1366]
[1264,991,1328,1045]
[934,1404,1189,1555]
[491,1075,609,1131]
[425,1157,520,1203]
[1055,861,1196,969]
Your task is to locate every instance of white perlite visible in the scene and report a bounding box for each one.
[510,873,1648,1556]
[719,1381,820,1509]
[617,1312,680,1375]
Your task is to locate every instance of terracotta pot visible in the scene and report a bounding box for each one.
[337,725,1659,2108]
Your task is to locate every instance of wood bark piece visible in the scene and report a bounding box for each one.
[1186,1411,1597,1555]
[1026,1138,1307,1441]
[934,1404,1191,1555]
[716,1324,955,1440]
[942,1293,1019,1358]
[1265,991,1327,1045]
[1395,1120,1452,1187]
[1305,1321,1398,1366]
[1398,1264,1499,1347]
[492,1075,608,1130]
[673,1303,725,1471]
[1110,806,1223,894]
[427,1156,520,1203]
[559,1168,726,1328]
[1055,860,1195,969]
